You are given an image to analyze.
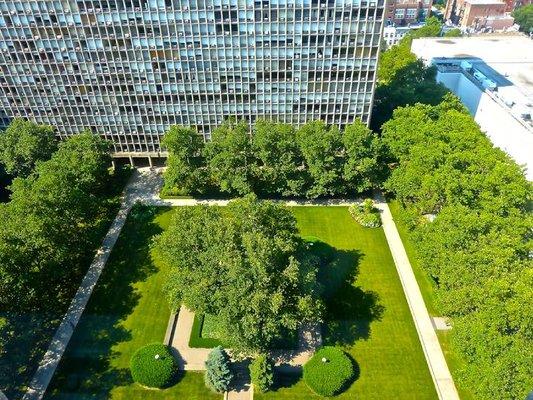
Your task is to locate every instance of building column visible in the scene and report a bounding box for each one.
[128,155,134,167]
[148,156,153,168]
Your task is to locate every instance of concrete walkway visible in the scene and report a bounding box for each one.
[374,193,460,400]
[170,306,211,371]
[22,170,150,400]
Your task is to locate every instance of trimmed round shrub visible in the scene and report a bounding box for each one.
[249,354,274,393]
[303,347,354,396]
[130,343,178,388]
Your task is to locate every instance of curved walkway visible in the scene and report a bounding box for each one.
[374,193,460,400]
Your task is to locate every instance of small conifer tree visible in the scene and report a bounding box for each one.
[204,346,233,393]
[249,354,274,393]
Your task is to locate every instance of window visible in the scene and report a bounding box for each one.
[394,8,405,18]
[406,8,417,18]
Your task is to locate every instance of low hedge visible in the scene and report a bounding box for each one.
[130,343,178,388]
[303,347,355,396]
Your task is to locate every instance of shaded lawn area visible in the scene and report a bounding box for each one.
[257,207,437,399]
[44,205,218,399]
[388,200,474,400]
[0,167,132,399]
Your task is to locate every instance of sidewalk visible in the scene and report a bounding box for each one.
[374,193,460,400]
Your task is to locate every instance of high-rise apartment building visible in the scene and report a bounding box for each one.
[0,0,385,154]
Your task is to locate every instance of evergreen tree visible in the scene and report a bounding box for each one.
[204,346,233,393]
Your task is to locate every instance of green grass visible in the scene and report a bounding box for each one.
[387,200,437,315]
[388,200,474,400]
[189,314,224,348]
[44,206,218,399]
[257,207,437,399]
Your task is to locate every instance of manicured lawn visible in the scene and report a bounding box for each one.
[257,207,437,399]
[388,200,473,400]
[44,206,218,399]
[189,314,223,348]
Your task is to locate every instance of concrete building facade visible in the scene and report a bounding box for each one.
[0,0,385,155]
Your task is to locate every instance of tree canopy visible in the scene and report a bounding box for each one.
[382,96,532,399]
[372,25,448,131]
[0,132,112,311]
[153,195,323,353]
[512,4,533,33]
[0,118,57,177]
[162,119,384,198]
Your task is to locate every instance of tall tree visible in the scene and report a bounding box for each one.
[0,132,112,311]
[342,120,386,193]
[0,118,57,177]
[512,4,533,33]
[153,195,323,353]
[204,119,254,195]
[296,121,344,198]
[383,96,532,400]
[161,125,208,195]
[252,120,308,196]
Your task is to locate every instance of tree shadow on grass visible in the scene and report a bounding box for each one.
[43,205,165,399]
[268,369,304,392]
[306,238,385,346]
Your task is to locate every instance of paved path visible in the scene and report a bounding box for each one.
[22,170,150,400]
[374,193,460,400]
[170,306,211,370]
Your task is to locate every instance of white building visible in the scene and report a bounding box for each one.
[383,23,426,47]
[412,36,533,179]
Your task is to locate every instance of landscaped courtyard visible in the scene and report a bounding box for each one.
[45,203,437,399]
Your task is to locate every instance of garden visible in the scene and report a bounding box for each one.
[44,200,437,399]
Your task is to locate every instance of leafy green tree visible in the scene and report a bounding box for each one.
[161,126,208,195]
[249,354,274,393]
[382,98,529,215]
[372,60,448,131]
[204,119,253,195]
[252,120,308,196]
[512,4,533,33]
[204,346,233,393]
[153,195,323,353]
[408,16,442,39]
[377,41,417,85]
[383,95,532,400]
[342,120,386,192]
[0,132,112,311]
[296,121,344,198]
[444,28,462,37]
[0,118,57,177]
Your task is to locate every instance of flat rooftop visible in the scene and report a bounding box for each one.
[412,36,533,95]
[466,0,506,5]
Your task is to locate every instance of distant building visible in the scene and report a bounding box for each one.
[502,0,532,12]
[412,36,533,180]
[444,0,514,29]
[383,23,425,46]
[386,0,433,26]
